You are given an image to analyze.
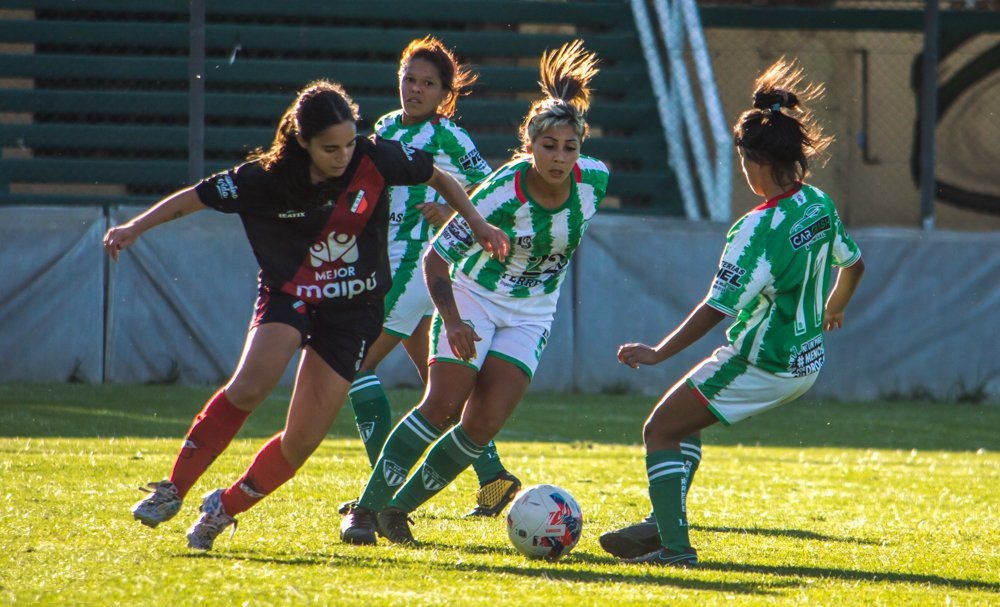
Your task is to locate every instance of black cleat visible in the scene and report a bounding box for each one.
[598,516,661,559]
[465,471,522,518]
[376,507,416,544]
[340,504,377,545]
[337,499,358,516]
[622,546,698,567]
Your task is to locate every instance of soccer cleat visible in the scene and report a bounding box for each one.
[131,480,182,528]
[622,546,698,567]
[338,499,358,516]
[186,489,237,551]
[465,471,522,518]
[339,504,377,545]
[376,507,416,544]
[598,515,661,559]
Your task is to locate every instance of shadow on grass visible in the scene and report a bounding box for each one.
[182,549,790,596]
[1,384,998,452]
[182,549,1000,594]
[692,524,881,545]
[697,560,1000,593]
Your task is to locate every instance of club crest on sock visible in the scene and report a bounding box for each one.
[358,422,375,443]
[421,465,448,491]
[383,460,408,487]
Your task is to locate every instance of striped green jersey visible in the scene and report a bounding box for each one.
[375,110,492,243]
[432,155,609,320]
[705,183,862,377]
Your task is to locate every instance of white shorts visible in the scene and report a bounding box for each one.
[382,239,434,338]
[685,345,818,426]
[429,282,550,379]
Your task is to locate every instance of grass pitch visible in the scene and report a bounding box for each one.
[0,383,997,606]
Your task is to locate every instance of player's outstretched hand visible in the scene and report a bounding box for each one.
[103,223,141,261]
[469,219,510,262]
[417,202,454,228]
[617,343,660,369]
[445,318,482,362]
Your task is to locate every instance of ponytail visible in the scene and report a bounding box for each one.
[733,58,832,187]
[519,40,599,154]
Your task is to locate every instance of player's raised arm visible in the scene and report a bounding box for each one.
[103,187,207,261]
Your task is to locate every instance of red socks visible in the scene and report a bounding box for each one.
[220,434,297,516]
[169,389,250,498]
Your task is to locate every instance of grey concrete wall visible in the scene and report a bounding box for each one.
[2,207,997,402]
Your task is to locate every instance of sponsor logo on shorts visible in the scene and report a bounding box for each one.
[214,174,238,199]
[534,329,550,361]
[383,460,408,487]
[421,465,448,491]
[278,210,306,219]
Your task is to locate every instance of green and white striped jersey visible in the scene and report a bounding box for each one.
[375,110,492,243]
[706,183,862,377]
[432,155,609,321]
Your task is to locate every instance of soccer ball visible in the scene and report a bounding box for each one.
[505,484,583,560]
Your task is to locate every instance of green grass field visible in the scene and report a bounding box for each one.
[1,383,997,606]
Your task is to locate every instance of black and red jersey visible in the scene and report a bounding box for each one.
[195,135,434,308]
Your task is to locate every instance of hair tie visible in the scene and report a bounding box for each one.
[771,103,781,112]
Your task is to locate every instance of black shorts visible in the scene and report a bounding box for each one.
[251,286,383,382]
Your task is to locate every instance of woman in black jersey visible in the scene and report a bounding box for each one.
[104,79,508,551]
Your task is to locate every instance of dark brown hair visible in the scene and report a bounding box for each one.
[518,39,599,155]
[399,36,477,118]
[249,79,359,171]
[733,58,833,188]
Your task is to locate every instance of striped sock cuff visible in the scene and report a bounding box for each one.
[450,426,486,459]
[402,409,442,445]
[646,450,686,484]
[680,440,702,464]
[349,372,381,395]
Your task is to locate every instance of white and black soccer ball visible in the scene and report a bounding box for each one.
[505,484,583,560]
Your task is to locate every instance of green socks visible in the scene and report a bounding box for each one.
[348,372,392,468]
[646,449,690,552]
[471,440,505,484]
[389,426,485,513]
[358,409,441,511]
[680,435,701,489]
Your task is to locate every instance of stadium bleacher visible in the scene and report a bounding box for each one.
[0,0,681,213]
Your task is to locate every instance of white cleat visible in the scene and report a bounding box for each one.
[186,489,237,551]
[131,480,182,528]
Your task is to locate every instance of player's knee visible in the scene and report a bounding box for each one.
[643,415,683,447]
[460,417,498,446]
[278,431,321,468]
[416,398,463,432]
[224,379,271,411]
